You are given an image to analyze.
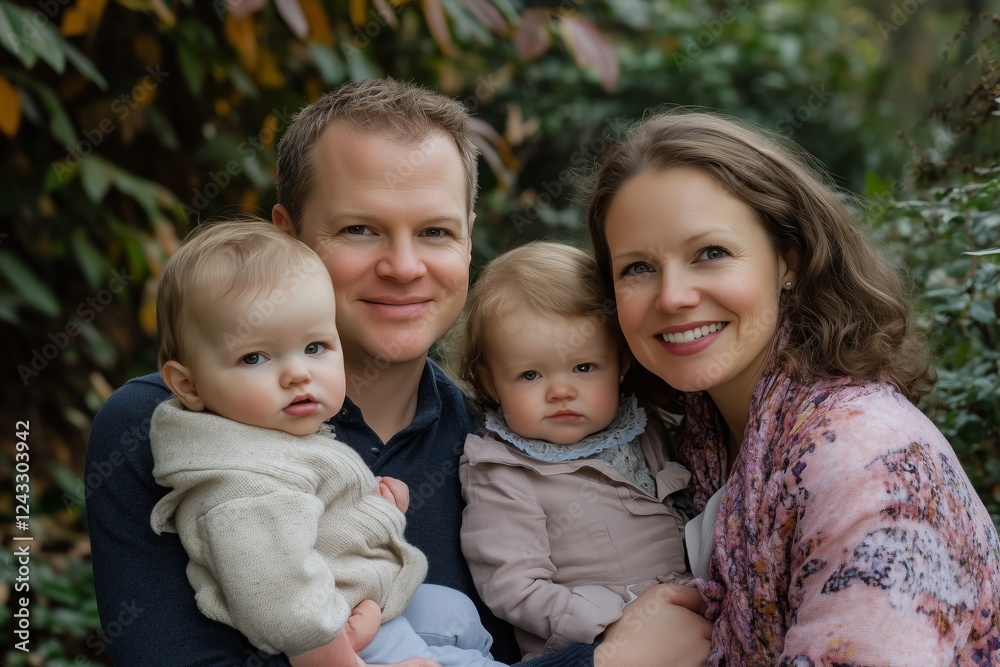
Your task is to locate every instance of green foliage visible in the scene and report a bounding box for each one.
[1,0,995,661]
[873,174,1000,527]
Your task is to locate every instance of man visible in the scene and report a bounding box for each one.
[86,79,707,666]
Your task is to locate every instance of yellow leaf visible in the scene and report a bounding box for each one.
[61,0,108,37]
[0,77,21,137]
[139,278,159,334]
[301,0,334,45]
[256,50,286,88]
[153,219,180,255]
[350,0,368,27]
[224,13,259,70]
[61,9,90,36]
[305,76,323,102]
[239,188,260,213]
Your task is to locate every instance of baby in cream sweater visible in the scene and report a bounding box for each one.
[149,219,503,667]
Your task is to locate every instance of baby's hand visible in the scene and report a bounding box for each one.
[374,476,410,514]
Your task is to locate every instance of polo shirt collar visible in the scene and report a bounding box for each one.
[335,359,442,435]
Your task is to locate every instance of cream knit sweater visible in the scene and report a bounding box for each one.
[149,398,428,656]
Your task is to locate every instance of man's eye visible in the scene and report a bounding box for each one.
[520,370,540,381]
[423,228,448,238]
[241,353,263,365]
[305,343,326,355]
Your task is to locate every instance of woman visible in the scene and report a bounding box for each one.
[587,110,1000,665]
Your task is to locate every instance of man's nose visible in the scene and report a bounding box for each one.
[375,237,428,283]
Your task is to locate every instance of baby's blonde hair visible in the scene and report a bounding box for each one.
[457,241,619,411]
[156,217,323,368]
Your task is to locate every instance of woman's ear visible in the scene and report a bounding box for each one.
[780,248,802,288]
[618,356,631,383]
[162,361,206,412]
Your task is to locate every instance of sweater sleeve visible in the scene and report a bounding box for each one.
[777,400,995,663]
[460,454,624,653]
[86,374,290,666]
[198,490,351,657]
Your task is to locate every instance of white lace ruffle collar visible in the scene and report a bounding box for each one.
[484,395,647,462]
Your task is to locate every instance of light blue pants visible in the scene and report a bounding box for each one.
[358,584,506,667]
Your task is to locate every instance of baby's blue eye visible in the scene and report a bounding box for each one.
[520,370,540,381]
[305,342,325,355]
[241,353,263,365]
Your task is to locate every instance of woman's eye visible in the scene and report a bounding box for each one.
[345,225,368,235]
[700,246,730,261]
[619,262,653,278]
[574,363,594,373]
[305,342,326,355]
[520,370,540,381]
[241,353,263,365]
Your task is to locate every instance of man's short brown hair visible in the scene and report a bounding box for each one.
[275,79,480,233]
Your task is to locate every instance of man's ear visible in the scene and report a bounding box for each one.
[272,204,296,238]
[162,361,206,412]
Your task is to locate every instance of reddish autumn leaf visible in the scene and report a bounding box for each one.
[0,77,20,137]
[469,117,518,171]
[276,0,309,39]
[225,0,267,20]
[514,9,552,61]
[372,0,399,28]
[422,0,456,56]
[558,14,619,92]
[464,0,507,35]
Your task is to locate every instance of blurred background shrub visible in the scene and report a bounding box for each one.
[0,0,997,663]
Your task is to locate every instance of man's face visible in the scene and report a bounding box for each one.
[276,124,473,385]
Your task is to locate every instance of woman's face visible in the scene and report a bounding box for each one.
[604,166,794,411]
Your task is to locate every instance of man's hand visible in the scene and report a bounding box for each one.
[595,584,711,667]
[375,476,410,514]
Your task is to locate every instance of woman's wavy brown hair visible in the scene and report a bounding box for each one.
[587,110,934,404]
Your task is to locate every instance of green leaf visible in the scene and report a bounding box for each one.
[0,3,37,68]
[970,300,996,325]
[26,81,78,146]
[144,106,179,150]
[177,43,204,96]
[0,294,20,324]
[71,229,105,291]
[964,248,1000,257]
[227,65,260,97]
[344,47,380,82]
[111,170,162,220]
[61,40,109,90]
[308,42,345,85]
[79,157,112,204]
[4,3,66,73]
[0,250,60,317]
[43,160,79,191]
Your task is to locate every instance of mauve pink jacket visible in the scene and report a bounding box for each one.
[459,429,691,659]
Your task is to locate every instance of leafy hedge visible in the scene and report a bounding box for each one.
[1,1,996,664]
